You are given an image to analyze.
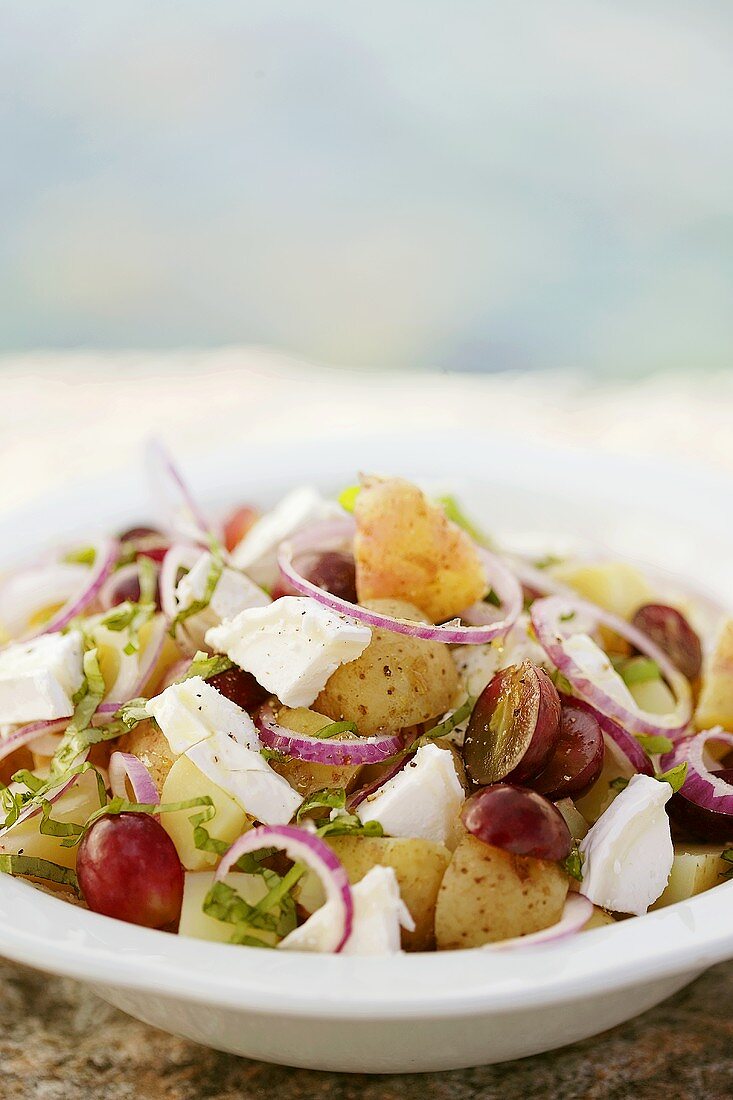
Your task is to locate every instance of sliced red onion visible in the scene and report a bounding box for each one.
[0,719,68,764]
[278,529,522,645]
[661,728,733,814]
[216,824,354,952]
[38,538,119,635]
[256,706,403,766]
[98,562,144,611]
[558,694,654,776]
[506,556,576,600]
[94,615,169,722]
[145,439,214,544]
[486,893,594,951]
[531,595,691,739]
[108,751,159,804]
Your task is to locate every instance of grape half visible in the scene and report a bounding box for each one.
[631,604,702,681]
[461,783,573,861]
[532,703,604,800]
[463,662,561,786]
[668,768,733,842]
[77,813,184,928]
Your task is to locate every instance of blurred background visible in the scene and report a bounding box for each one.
[1,2,732,513]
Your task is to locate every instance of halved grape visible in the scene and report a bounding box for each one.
[668,768,733,842]
[209,666,268,712]
[223,505,259,553]
[463,662,561,785]
[77,813,183,928]
[273,550,358,603]
[532,704,604,800]
[461,784,573,861]
[631,604,702,681]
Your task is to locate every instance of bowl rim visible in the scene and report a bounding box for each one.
[1,431,732,1020]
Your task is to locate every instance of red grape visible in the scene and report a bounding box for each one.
[667,768,733,843]
[109,571,162,610]
[77,813,183,929]
[631,604,702,681]
[272,550,358,603]
[223,505,259,553]
[463,662,561,785]
[118,525,163,542]
[532,704,604,800]
[209,666,268,712]
[462,784,573,861]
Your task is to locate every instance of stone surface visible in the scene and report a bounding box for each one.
[0,958,732,1098]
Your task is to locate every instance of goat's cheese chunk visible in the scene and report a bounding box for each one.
[357,743,464,848]
[279,866,414,954]
[563,633,636,708]
[174,552,270,646]
[579,773,674,915]
[206,596,371,709]
[230,487,343,587]
[0,631,84,724]
[186,730,302,825]
[145,676,260,755]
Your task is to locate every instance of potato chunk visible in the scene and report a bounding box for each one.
[160,754,249,870]
[434,835,568,949]
[353,477,487,623]
[651,844,728,909]
[315,599,459,735]
[297,835,451,951]
[696,619,733,730]
[117,719,176,793]
[548,561,652,620]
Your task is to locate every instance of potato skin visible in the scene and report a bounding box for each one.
[269,706,363,798]
[313,835,451,951]
[315,599,459,735]
[434,835,568,949]
[117,719,176,793]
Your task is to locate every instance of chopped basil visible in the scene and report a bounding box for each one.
[178,651,233,683]
[296,787,347,822]
[534,554,563,571]
[562,847,584,882]
[636,734,674,755]
[316,813,384,839]
[655,761,688,793]
[422,696,476,742]
[100,599,155,656]
[483,588,501,608]
[720,849,733,880]
[312,720,358,740]
[63,546,96,566]
[0,854,80,895]
[49,648,107,779]
[559,610,576,623]
[337,484,361,512]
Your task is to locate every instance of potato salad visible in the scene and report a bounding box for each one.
[0,442,732,955]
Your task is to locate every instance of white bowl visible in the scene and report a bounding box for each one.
[1,434,732,1073]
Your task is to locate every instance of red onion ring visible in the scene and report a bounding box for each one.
[37,538,119,636]
[145,439,214,543]
[108,751,159,804]
[278,527,522,645]
[216,824,354,952]
[486,894,594,951]
[660,728,733,814]
[0,719,68,764]
[0,563,90,638]
[98,562,148,612]
[256,706,403,766]
[158,543,201,625]
[531,595,692,739]
[558,694,653,776]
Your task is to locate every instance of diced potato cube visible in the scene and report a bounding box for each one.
[651,844,728,909]
[582,905,616,930]
[549,561,652,620]
[160,754,248,870]
[0,769,102,870]
[179,870,276,944]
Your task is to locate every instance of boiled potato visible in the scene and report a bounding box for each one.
[160,754,248,870]
[353,476,487,622]
[270,707,363,798]
[548,561,652,620]
[117,719,176,793]
[696,619,733,730]
[298,835,451,951]
[0,769,102,870]
[315,599,459,735]
[179,870,276,944]
[434,835,568,949]
[652,844,728,909]
[582,905,616,930]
